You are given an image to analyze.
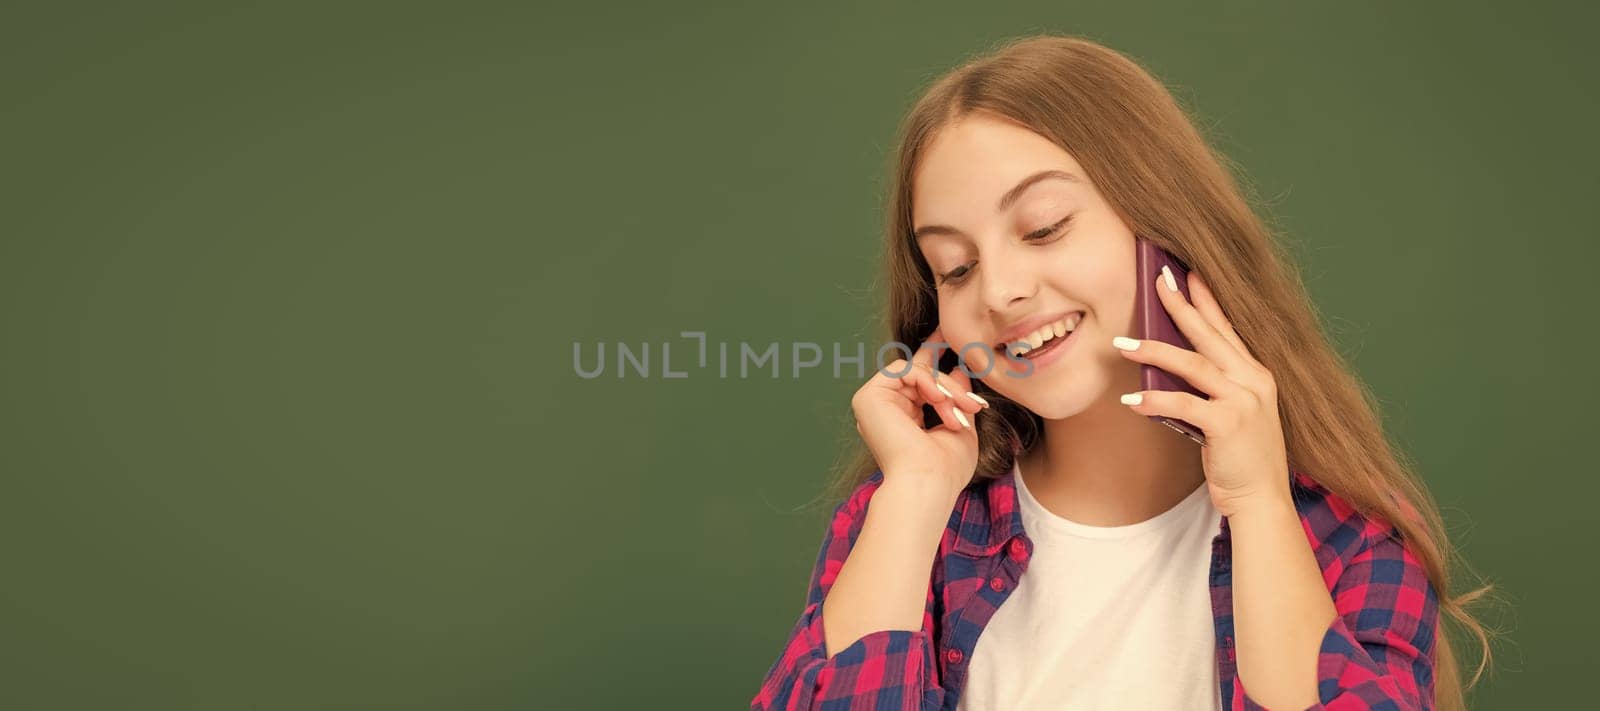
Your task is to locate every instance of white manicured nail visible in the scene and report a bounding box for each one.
[966,392,989,407]
[935,381,953,399]
[1112,336,1141,351]
[1161,265,1179,293]
[1120,392,1143,406]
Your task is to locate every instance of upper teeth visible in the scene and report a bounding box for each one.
[1008,313,1082,355]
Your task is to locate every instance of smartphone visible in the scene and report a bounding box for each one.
[1135,236,1208,446]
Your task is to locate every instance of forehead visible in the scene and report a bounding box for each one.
[911,115,1087,223]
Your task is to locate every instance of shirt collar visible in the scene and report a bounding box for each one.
[952,463,1029,558]
[954,460,1315,557]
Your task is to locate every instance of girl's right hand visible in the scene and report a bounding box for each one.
[850,327,989,499]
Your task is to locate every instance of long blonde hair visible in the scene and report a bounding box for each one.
[826,34,1502,709]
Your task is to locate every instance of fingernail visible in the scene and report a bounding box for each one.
[935,380,953,399]
[953,409,971,429]
[1120,392,1143,406]
[966,392,989,407]
[1112,336,1141,351]
[1161,265,1179,293]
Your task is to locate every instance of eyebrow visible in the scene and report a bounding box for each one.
[912,169,1079,241]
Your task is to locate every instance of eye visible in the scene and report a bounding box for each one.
[1024,214,1074,242]
[938,261,975,286]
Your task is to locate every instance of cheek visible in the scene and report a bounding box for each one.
[1084,260,1138,336]
[942,325,986,358]
[927,312,992,369]
[1057,239,1133,302]
[1087,268,1132,305]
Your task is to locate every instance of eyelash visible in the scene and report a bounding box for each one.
[937,215,1074,287]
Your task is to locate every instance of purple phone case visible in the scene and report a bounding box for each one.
[1135,237,1208,446]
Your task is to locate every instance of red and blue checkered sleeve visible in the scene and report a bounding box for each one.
[1236,528,1441,711]
[750,473,945,711]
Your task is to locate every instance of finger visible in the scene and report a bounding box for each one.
[1119,388,1221,435]
[869,358,916,392]
[904,366,975,433]
[918,326,989,412]
[937,363,988,413]
[925,366,983,415]
[892,365,969,432]
[876,357,961,426]
[1185,271,1252,360]
[910,327,960,403]
[928,394,974,432]
[866,359,964,431]
[910,326,951,373]
[1154,266,1252,374]
[857,360,966,438]
[906,361,955,406]
[1113,336,1249,400]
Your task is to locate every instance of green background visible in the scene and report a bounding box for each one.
[1,1,1587,708]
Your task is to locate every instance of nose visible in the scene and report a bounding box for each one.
[979,247,1038,317]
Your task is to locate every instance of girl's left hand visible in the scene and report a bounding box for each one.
[1113,266,1292,518]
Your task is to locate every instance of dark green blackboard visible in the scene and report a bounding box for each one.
[2,1,1585,708]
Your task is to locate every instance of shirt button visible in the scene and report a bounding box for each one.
[1008,538,1028,561]
[989,576,1006,592]
[946,648,964,664]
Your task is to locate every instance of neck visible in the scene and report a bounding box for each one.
[1021,364,1206,527]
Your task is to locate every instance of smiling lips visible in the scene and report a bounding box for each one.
[1004,312,1083,358]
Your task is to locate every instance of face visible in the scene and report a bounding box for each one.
[911,112,1140,419]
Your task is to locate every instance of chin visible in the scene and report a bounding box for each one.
[1001,367,1111,421]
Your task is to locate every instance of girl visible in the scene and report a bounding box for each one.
[751,35,1494,710]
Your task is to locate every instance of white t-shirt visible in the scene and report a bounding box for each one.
[956,460,1225,711]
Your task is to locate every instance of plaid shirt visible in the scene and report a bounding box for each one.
[751,465,1439,710]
